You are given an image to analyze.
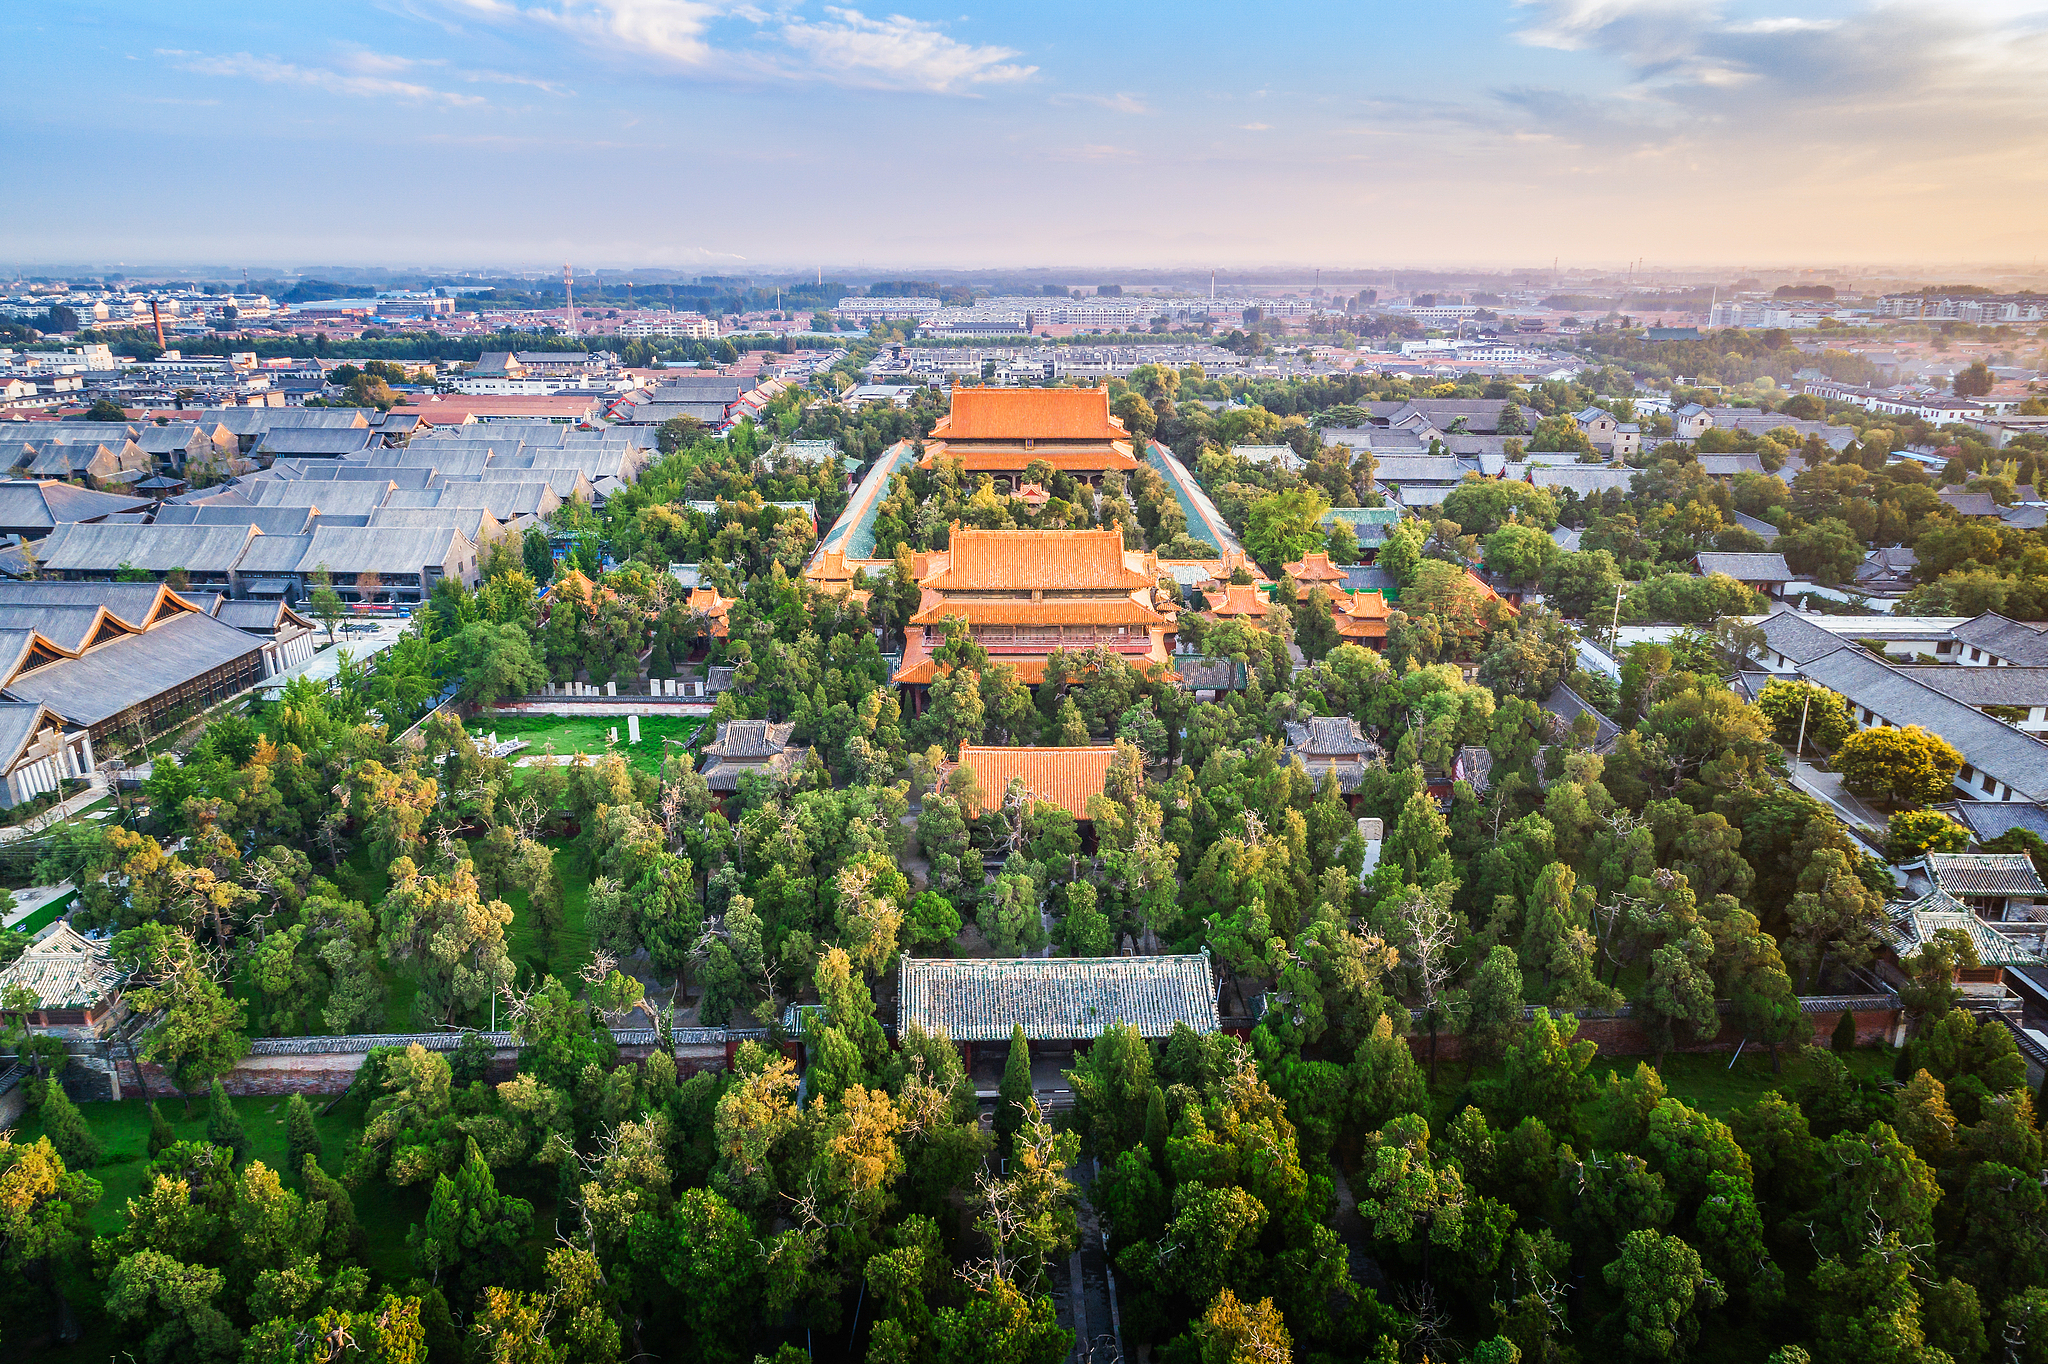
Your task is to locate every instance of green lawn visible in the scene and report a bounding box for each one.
[1425,1040,1897,1127]
[485,713,703,775]
[504,837,597,984]
[11,889,76,936]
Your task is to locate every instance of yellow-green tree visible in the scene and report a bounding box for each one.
[1834,724,1963,807]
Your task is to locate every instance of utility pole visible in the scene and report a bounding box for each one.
[563,263,575,337]
[1793,693,1811,786]
[1609,581,1623,652]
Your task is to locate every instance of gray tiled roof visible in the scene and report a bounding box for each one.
[1694,454,1768,477]
[1541,682,1622,751]
[1940,491,2002,518]
[1370,455,1466,485]
[37,521,258,574]
[704,719,796,760]
[1952,613,2048,666]
[1800,646,2048,799]
[1891,666,2048,708]
[1941,801,2048,844]
[896,952,1219,1042]
[1341,565,1399,596]
[1891,897,2042,966]
[0,481,152,532]
[1517,464,1637,495]
[1173,656,1248,691]
[1284,716,1372,756]
[248,480,396,517]
[153,503,318,535]
[1695,551,1793,582]
[1755,608,1855,666]
[1732,510,1780,542]
[1928,852,2047,897]
[3,610,262,727]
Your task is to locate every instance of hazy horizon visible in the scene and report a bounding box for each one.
[7,0,2048,271]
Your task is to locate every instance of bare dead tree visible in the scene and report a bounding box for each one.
[1398,885,1460,1083]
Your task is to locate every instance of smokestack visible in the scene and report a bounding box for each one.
[149,297,167,350]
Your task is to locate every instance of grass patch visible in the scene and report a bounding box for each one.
[504,837,596,984]
[10,889,77,936]
[486,713,703,775]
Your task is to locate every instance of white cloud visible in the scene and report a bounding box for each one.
[159,50,488,106]
[1054,91,1149,114]
[1723,16,1840,34]
[1239,122,1270,131]
[779,7,1034,91]
[433,1,1033,93]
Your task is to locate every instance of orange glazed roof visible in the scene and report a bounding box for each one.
[1205,583,1271,616]
[926,443,1140,472]
[931,387,1127,441]
[923,527,1156,592]
[954,745,1119,818]
[1338,589,1391,619]
[1285,551,1348,583]
[909,597,1165,627]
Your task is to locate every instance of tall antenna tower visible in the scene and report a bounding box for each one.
[563,263,575,337]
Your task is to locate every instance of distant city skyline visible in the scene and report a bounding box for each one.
[5,0,2047,269]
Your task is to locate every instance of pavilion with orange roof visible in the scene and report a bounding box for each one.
[918,387,1141,489]
[1202,582,1272,622]
[1331,589,1392,648]
[1283,551,1349,588]
[893,526,1173,690]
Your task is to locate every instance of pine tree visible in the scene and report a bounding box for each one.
[996,1023,1033,1156]
[1830,1009,1857,1054]
[285,1093,322,1169]
[146,1100,177,1158]
[206,1078,249,1163]
[39,1082,101,1170]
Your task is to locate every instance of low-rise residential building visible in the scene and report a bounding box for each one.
[1694,551,1793,597]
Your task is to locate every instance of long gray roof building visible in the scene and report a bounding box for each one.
[896,952,1220,1042]
[1799,644,2048,802]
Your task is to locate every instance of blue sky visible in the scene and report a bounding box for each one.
[4,1,2046,271]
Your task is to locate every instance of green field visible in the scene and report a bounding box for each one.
[1422,1039,1896,1127]
[486,712,703,774]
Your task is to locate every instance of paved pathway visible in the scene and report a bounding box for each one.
[1789,763,1889,844]
[0,783,109,845]
[3,882,74,929]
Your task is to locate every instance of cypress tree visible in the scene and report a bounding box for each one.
[1893,1042,1917,1084]
[285,1093,322,1170]
[146,1100,177,1158]
[303,1153,366,1263]
[997,1023,1033,1156]
[1143,1084,1168,1169]
[39,1083,101,1170]
[1830,1009,1857,1054]
[206,1079,250,1163]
